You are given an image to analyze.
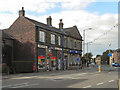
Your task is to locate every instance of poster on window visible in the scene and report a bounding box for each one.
[38,56,45,69]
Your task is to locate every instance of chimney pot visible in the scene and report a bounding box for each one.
[59,19,64,30]
[19,7,25,17]
[47,16,52,26]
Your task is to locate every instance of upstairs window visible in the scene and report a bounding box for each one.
[58,36,61,46]
[70,40,73,49]
[51,34,55,44]
[77,42,80,50]
[64,38,67,47]
[39,31,45,42]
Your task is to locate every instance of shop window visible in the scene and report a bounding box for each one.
[39,31,45,42]
[38,56,45,69]
[51,34,55,44]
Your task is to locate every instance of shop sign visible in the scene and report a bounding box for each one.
[70,50,75,53]
[55,47,62,50]
[51,57,56,59]
[38,44,47,48]
[38,56,45,59]
[70,50,81,54]
[49,54,53,56]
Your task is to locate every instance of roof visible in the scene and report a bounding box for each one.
[1,30,14,40]
[25,17,82,40]
[64,26,82,40]
[25,17,65,35]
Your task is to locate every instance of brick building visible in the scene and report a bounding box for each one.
[109,49,120,65]
[3,7,82,73]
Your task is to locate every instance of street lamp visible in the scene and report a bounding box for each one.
[83,28,92,56]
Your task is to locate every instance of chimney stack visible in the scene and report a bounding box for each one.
[59,19,64,30]
[19,7,25,17]
[47,16,52,26]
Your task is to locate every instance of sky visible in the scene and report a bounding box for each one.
[0,0,119,57]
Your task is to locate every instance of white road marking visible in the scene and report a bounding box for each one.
[12,83,39,88]
[2,83,28,88]
[96,83,104,86]
[108,80,114,82]
[83,85,92,88]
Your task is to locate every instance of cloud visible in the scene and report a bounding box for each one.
[60,0,96,10]
[0,1,118,56]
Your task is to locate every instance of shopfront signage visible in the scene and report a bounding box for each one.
[70,50,81,54]
[38,56,45,59]
[55,47,62,50]
[38,44,47,48]
[49,54,53,56]
[51,57,56,59]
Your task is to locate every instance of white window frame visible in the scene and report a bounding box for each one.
[51,34,55,44]
[39,31,45,42]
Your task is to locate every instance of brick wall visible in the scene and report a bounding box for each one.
[4,16,36,72]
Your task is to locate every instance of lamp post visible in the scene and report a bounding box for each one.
[83,28,92,56]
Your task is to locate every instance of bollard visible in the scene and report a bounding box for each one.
[98,65,101,72]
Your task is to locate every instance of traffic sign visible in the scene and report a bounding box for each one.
[77,58,79,61]
[108,53,112,57]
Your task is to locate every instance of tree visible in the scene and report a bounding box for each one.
[84,52,93,63]
[101,49,113,65]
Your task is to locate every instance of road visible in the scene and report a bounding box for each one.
[2,65,119,89]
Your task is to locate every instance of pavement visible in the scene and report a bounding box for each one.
[1,65,119,89]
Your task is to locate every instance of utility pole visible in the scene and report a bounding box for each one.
[83,28,92,56]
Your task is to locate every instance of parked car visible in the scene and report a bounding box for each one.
[112,63,120,67]
[91,63,95,65]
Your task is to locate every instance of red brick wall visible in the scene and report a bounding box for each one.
[4,16,36,62]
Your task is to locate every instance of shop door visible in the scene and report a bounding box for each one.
[38,48,46,69]
[64,56,68,70]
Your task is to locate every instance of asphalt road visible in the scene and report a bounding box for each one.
[2,65,119,89]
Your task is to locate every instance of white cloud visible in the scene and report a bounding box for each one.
[61,0,96,10]
[0,1,118,56]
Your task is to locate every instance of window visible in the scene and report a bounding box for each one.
[77,42,80,50]
[70,40,73,49]
[39,31,45,42]
[75,41,76,48]
[64,38,67,47]
[51,34,55,44]
[58,36,61,45]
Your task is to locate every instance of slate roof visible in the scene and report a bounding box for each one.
[25,17,82,40]
[64,26,82,40]
[25,17,65,35]
[1,30,14,40]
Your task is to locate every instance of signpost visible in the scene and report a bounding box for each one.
[108,53,112,57]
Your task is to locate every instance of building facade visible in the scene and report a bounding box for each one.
[109,49,120,65]
[95,56,101,65]
[3,7,82,73]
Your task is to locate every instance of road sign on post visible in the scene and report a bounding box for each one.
[108,53,112,57]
